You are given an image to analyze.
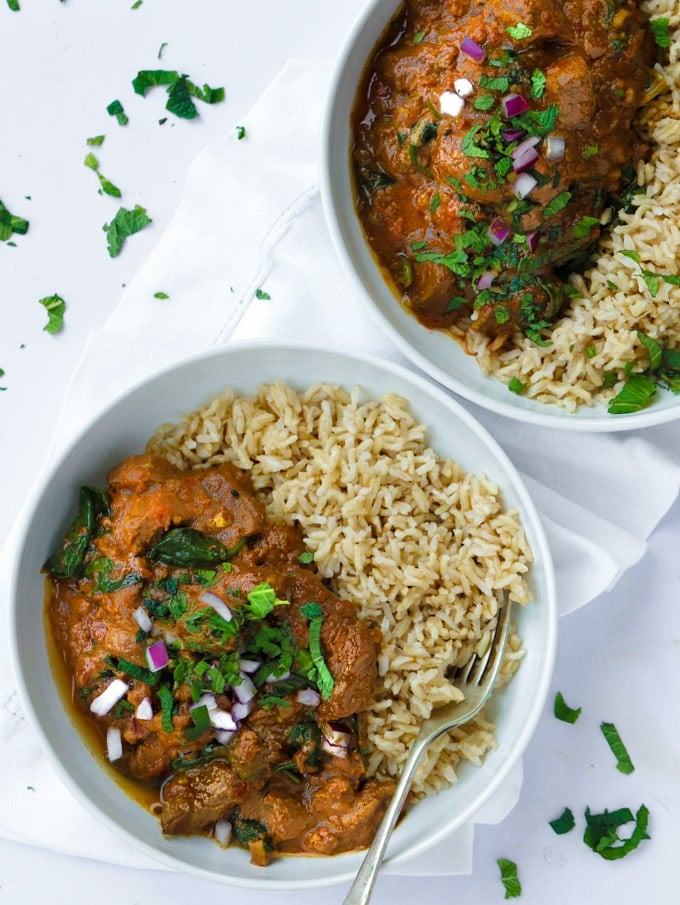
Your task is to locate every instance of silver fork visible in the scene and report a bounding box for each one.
[342,599,512,905]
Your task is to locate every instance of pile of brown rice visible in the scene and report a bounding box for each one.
[147,381,532,795]
[466,0,680,412]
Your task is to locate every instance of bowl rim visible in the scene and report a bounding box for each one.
[7,338,558,888]
[319,0,680,433]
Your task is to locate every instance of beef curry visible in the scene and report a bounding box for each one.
[45,454,395,864]
[352,0,659,345]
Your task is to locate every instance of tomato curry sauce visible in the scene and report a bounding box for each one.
[352,0,658,346]
[45,454,395,864]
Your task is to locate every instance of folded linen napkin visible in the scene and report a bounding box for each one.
[1,58,679,876]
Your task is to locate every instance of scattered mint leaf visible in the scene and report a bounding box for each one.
[508,377,525,395]
[255,288,271,300]
[132,69,224,120]
[413,30,425,44]
[554,691,581,723]
[497,858,521,898]
[236,125,246,140]
[637,331,663,372]
[530,69,546,99]
[583,805,650,860]
[0,367,7,391]
[549,807,576,835]
[153,291,169,300]
[600,722,635,774]
[0,197,29,242]
[39,293,66,334]
[157,684,174,733]
[573,216,600,239]
[650,17,671,48]
[300,603,334,699]
[544,191,572,218]
[582,144,599,160]
[158,42,168,59]
[83,154,122,198]
[131,0,143,8]
[473,93,495,111]
[7,0,20,10]
[298,551,314,564]
[103,205,152,257]
[506,22,532,40]
[607,374,657,414]
[86,135,106,146]
[107,99,129,126]
[618,249,641,263]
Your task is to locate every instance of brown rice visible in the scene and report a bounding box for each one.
[147,381,531,795]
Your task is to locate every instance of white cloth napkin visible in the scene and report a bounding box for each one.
[2,57,680,877]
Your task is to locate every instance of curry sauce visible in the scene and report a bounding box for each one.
[352,0,658,345]
[44,454,395,864]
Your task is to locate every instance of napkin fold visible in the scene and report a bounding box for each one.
[2,58,680,877]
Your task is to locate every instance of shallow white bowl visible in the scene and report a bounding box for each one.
[320,0,680,432]
[9,341,556,889]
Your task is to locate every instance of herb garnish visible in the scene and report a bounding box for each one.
[255,288,271,300]
[543,191,572,218]
[549,807,576,835]
[103,204,152,257]
[106,99,129,126]
[497,858,521,898]
[236,125,246,140]
[0,197,29,242]
[607,330,680,413]
[300,603,334,700]
[508,377,525,395]
[583,805,650,860]
[600,722,635,774]
[39,293,66,334]
[84,152,122,198]
[553,691,582,723]
[506,22,533,40]
[132,69,225,120]
[157,684,175,733]
[650,17,671,49]
[43,485,110,579]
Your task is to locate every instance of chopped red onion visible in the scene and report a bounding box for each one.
[502,93,530,118]
[320,724,351,758]
[545,135,565,160]
[476,271,496,290]
[453,77,474,97]
[526,231,539,252]
[215,729,237,744]
[439,90,465,118]
[502,128,525,143]
[132,606,152,634]
[513,172,538,199]
[296,688,321,707]
[135,697,154,721]
[210,709,238,732]
[199,591,233,624]
[232,673,256,704]
[231,699,254,721]
[90,678,128,716]
[214,819,232,847]
[238,658,261,675]
[193,692,217,712]
[146,639,169,673]
[487,218,511,246]
[106,726,123,762]
[511,136,540,160]
[513,146,539,173]
[460,35,485,63]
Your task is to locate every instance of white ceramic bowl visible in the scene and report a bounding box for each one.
[320,0,680,432]
[8,341,556,889]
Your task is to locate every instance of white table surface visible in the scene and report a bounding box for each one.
[1,2,678,903]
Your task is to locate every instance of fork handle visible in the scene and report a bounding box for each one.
[342,730,432,905]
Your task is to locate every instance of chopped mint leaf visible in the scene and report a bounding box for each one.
[158,42,168,59]
[508,377,525,395]
[582,144,599,160]
[506,22,532,40]
[583,804,650,860]
[0,367,7,391]
[619,249,641,263]
[413,30,426,44]
[86,135,106,146]
[497,858,521,898]
[107,99,129,126]
[132,69,224,119]
[600,722,635,774]
[236,125,246,140]
[301,604,334,700]
[549,807,576,835]
[255,288,271,300]
[7,0,20,10]
[572,216,600,239]
[650,17,671,48]
[543,191,572,218]
[607,374,658,414]
[153,291,169,300]
[554,691,581,723]
[39,293,66,334]
[103,205,152,257]
[0,197,29,242]
[298,551,314,564]
[637,331,663,372]
[131,0,142,7]
[530,69,546,99]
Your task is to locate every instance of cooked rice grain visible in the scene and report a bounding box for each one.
[147,382,531,795]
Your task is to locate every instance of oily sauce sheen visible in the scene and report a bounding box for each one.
[352,0,657,346]
[45,454,395,865]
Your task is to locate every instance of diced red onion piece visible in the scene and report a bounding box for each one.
[526,231,539,252]
[320,724,352,758]
[460,35,485,62]
[132,606,152,634]
[502,129,525,143]
[135,697,154,721]
[231,699,254,721]
[502,93,530,118]
[511,135,540,160]
[146,639,169,673]
[215,729,237,745]
[238,658,261,675]
[487,218,511,246]
[90,678,128,716]
[296,688,321,707]
[476,271,496,290]
[513,172,538,199]
[439,90,465,118]
[210,709,238,731]
[454,77,474,97]
[106,726,123,762]
[545,135,565,160]
[214,819,232,847]
[193,692,217,712]
[199,591,233,624]
[232,673,256,704]
[513,146,539,173]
